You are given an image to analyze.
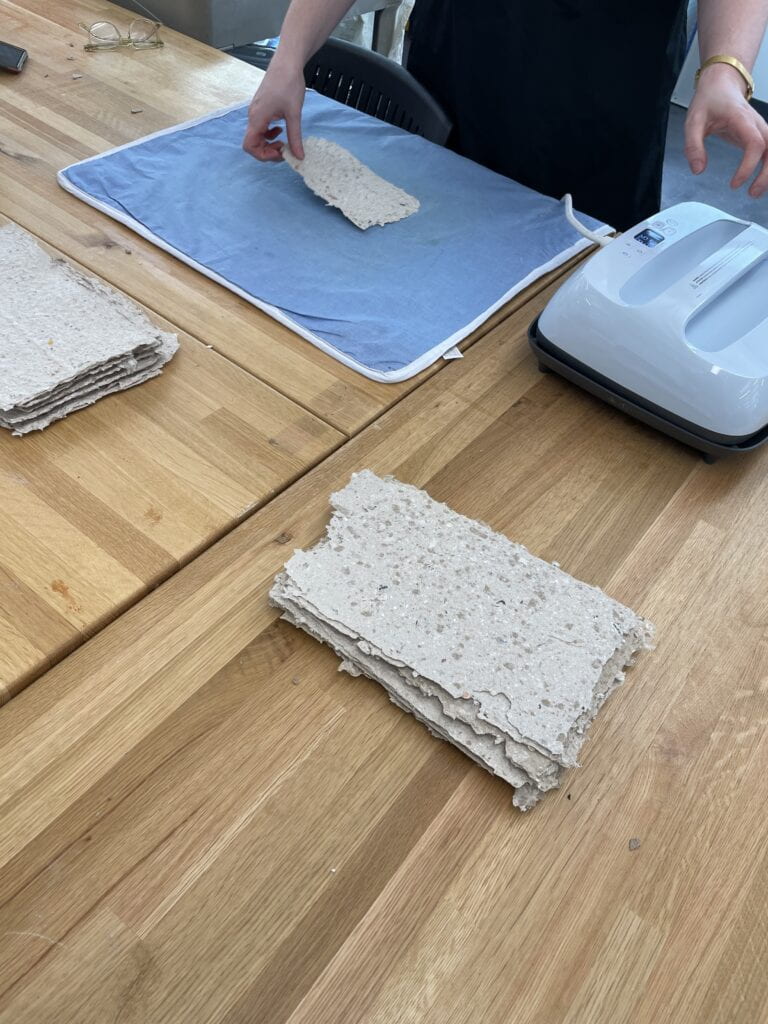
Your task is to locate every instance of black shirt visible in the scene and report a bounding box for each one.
[407,0,689,229]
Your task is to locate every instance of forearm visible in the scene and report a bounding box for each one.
[697,0,768,69]
[271,0,357,72]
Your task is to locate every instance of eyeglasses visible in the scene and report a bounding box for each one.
[80,17,164,50]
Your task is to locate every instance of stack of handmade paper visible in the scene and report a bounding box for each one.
[0,223,177,436]
[270,471,654,809]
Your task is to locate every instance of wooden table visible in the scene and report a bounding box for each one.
[0,0,566,436]
[0,210,343,702]
[4,2,766,1020]
[1,282,767,1023]
[0,0,577,700]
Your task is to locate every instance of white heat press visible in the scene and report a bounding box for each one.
[529,200,768,460]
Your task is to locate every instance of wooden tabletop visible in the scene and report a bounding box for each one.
[0,0,581,700]
[1,282,766,1024]
[0,212,342,702]
[0,0,567,436]
[4,2,765,1019]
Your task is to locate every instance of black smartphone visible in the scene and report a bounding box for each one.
[0,41,28,73]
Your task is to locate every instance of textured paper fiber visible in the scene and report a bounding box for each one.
[284,137,420,230]
[0,223,178,434]
[271,472,654,809]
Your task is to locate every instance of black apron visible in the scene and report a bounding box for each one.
[407,1,688,230]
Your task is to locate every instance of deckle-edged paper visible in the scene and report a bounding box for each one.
[271,471,654,809]
[284,137,420,230]
[0,223,177,434]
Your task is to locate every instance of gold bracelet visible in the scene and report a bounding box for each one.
[695,55,755,101]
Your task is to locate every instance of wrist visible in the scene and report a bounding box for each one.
[269,47,306,78]
[696,57,754,100]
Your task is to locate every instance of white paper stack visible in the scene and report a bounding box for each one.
[271,472,654,809]
[0,224,178,435]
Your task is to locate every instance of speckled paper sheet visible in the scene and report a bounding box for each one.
[271,472,654,809]
[0,223,178,434]
[284,137,420,230]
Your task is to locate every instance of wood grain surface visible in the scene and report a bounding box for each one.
[0,0,585,699]
[0,0,578,436]
[0,212,342,701]
[1,283,765,1023]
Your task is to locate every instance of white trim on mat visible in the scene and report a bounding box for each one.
[57,103,613,384]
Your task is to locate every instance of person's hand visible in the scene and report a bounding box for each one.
[242,62,306,162]
[685,63,768,198]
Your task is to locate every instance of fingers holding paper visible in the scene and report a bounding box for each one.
[243,65,306,162]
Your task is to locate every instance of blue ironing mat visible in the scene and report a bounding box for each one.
[59,91,608,382]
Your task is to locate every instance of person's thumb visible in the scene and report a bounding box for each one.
[684,112,708,175]
[285,109,305,161]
